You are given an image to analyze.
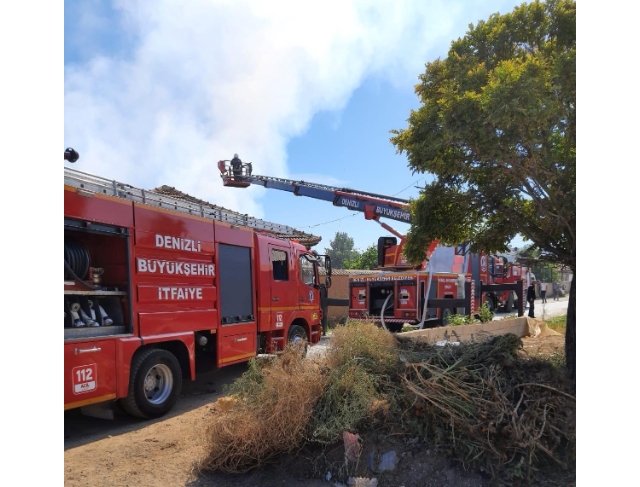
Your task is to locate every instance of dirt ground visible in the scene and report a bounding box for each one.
[64,333,571,487]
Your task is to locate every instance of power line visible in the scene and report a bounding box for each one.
[301,213,358,229]
[392,178,424,196]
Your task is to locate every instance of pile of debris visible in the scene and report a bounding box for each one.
[400,334,575,482]
[196,322,575,486]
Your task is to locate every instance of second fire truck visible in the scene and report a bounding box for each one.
[218,156,530,329]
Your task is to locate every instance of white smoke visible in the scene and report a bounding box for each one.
[65,0,511,218]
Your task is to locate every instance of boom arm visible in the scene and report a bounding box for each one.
[218,157,440,269]
[218,159,411,225]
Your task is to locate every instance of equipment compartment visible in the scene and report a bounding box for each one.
[64,218,131,339]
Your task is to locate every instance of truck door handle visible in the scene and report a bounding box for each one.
[271,297,279,302]
[74,346,102,355]
[299,297,305,302]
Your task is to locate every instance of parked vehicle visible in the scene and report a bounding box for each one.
[64,149,331,419]
[218,158,526,329]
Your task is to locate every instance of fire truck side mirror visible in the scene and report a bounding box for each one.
[321,255,331,288]
[324,255,332,276]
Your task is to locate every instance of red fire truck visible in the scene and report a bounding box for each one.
[485,256,534,312]
[217,157,527,330]
[64,149,331,419]
[217,158,534,327]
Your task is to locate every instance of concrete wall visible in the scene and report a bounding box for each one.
[397,316,558,345]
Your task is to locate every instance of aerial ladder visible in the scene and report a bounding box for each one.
[217,156,439,270]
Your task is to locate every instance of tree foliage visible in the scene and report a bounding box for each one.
[345,244,378,270]
[325,233,380,270]
[516,244,563,283]
[324,232,360,269]
[390,0,575,380]
[391,0,575,270]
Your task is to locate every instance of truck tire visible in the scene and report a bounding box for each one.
[288,325,309,356]
[485,295,495,313]
[505,292,514,313]
[387,322,404,333]
[120,348,183,419]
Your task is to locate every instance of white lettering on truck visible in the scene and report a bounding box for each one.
[375,206,411,222]
[157,287,204,300]
[137,258,214,276]
[155,234,202,252]
[340,197,359,208]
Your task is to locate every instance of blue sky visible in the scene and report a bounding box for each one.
[64,0,531,256]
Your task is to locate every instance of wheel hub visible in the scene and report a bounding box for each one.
[142,364,173,404]
[144,373,159,392]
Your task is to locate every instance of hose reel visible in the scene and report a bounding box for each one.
[64,240,103,290]
[64,240,90,280]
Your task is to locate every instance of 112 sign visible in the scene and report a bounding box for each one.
[72,364,97,394]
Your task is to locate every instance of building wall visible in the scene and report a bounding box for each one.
[326,274,350,321]
[320,269,372,322]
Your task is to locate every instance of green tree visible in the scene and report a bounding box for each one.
[345,244,378,270]
[324,232,360,269]
[390,0,576,380]
[516,244,562,283]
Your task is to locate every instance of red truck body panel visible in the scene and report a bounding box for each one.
[64,176,323,413]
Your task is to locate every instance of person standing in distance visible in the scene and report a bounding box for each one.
[540,281,547,303]
[527,280,537,318]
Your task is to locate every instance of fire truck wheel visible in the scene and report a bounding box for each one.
[386,322,403,333]
[485,296,495,312]
[288,325,309,356]
[121,348,183,419]
[505,292,514,313]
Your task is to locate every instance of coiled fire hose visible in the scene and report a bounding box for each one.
[64,241,100,290]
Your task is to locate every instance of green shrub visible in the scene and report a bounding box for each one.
[444,302,493,326]
[476,302,494,323]
[446,313,479,326]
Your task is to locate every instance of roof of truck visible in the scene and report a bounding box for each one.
[150,185,322,248]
